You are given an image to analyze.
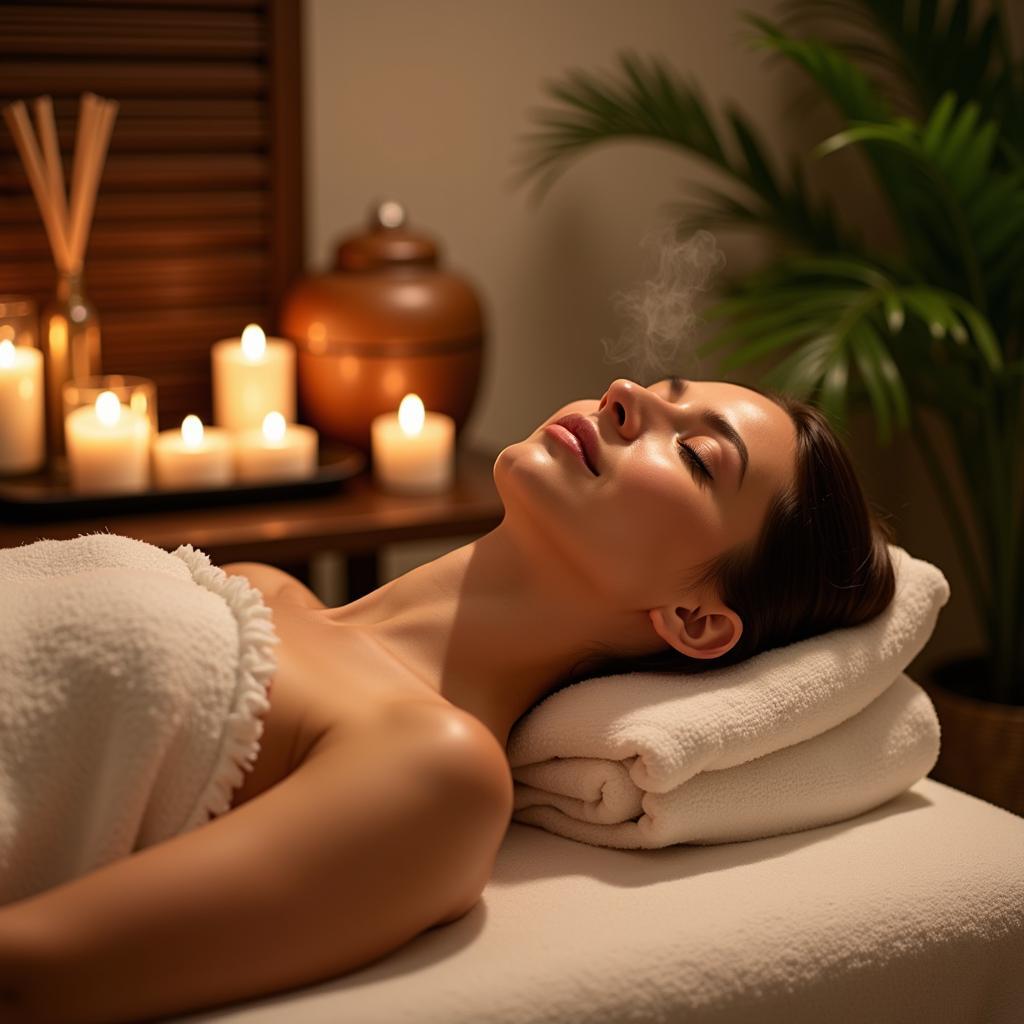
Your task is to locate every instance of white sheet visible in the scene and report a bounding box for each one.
[183,778,1024,1023]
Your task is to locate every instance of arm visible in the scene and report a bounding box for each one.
[2,708,511,1024]
[221,561,327,610]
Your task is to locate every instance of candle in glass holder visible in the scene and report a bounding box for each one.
[371,393,454,494]
[65,389,150,493]
[0,338,45,476]
[211,323,296,430]
[234,411,317,484]
[152,415,233,490]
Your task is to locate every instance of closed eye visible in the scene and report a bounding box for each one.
[677,439,713,485]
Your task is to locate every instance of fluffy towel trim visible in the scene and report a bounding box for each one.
[170,545,278,831]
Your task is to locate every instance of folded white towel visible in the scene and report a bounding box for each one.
[507,545,949,849]
[0,533,278,904]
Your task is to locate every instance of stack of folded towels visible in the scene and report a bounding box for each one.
[507,544,949,849]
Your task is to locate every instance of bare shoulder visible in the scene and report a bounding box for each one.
[301,700,513,925]
[332,699,514,823]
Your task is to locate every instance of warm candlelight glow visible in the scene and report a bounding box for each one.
[181,414,204,449]
[262,410,286,444]
[398,393,425,436]
[371,395,454,494]
[153,414,232,490]
[241,323,267,362]
[212,325,295,429]
[0,336,45,475]
[95,390,121,428]
[235,413,317,483]
[65,382,151,493]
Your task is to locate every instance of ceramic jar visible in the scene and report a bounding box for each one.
[280,201,485,452]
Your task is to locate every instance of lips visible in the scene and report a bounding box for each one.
[553,413,600,475]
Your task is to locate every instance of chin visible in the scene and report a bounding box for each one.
[492,434,577,523]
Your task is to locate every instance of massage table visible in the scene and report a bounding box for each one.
[6,535,1014,1020]
[185,777,1024,1023]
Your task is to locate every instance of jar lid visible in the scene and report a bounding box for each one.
[334,200,439,271]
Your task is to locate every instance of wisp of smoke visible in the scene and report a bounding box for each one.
[600,226,725,383]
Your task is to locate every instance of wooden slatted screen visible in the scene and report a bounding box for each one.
[0,0,303,430]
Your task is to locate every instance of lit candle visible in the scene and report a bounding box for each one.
[0,338,45,476]
[234,411,318,484]
[65,389,150,493]
[211,323,296,431]
[152,415,233,490]
[371,393,455,494]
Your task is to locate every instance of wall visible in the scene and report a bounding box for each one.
[304,0,997,677]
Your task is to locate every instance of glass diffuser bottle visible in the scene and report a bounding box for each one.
[42,269,101,460]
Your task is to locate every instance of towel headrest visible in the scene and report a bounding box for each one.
[507,544,950,786]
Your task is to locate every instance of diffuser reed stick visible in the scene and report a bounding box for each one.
[2,91,118,275]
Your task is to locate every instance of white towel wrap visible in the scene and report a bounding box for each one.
[0,533,278,904]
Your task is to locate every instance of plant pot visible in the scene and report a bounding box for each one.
[921,655,1024,817]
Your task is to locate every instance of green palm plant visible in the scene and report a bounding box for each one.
[513,0,1024,707]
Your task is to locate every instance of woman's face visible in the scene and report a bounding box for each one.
[494,376,798,608]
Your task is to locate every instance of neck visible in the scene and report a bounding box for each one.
[322,521,658,748]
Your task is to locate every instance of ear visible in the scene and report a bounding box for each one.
[648,599,743,660]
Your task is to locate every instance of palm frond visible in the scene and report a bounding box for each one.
[697,256,1000,441]
[746,14,891,123]
[815,95,1024,317]
[780,0,1018,146]
[513,52,726,201]
[512,51,849,251]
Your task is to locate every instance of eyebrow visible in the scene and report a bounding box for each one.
[663,377,749,488]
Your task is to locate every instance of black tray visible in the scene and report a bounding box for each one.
[0,443,366,522]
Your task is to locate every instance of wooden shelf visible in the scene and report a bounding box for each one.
[0,448,504,569]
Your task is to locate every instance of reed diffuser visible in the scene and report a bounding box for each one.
[3,93,118,460]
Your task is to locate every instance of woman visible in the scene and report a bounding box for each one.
[1,376,894,1024]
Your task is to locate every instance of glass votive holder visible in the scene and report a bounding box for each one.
[62,375,158,494]
[0,297,43,476]
[0,331,45,477]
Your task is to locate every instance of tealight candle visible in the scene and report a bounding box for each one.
[65,389,150,493]
[371,393,455,494]
[0,338,45,476]
[211,323,296,431]
[152,415,233,490]
[234,411,318,484]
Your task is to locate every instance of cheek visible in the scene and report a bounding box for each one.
[595,458,727,566]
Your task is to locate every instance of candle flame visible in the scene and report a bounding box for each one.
[0,339,14,369]
[95,391,121,428]
[398,393,425,436]
[181,415,204,448]
[262,411,286,444]
[241,323,266,361]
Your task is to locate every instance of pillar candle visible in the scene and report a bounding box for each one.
[211,323,296,430]
[65,390,150,493]
[152,415,233,490]
[370,393,454,494]
[0,339,45,475]
[234,411,318,484]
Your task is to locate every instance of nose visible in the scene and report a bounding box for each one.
[599,378,654,440]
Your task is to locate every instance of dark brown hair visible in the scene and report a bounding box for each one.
[576,384,896,680]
